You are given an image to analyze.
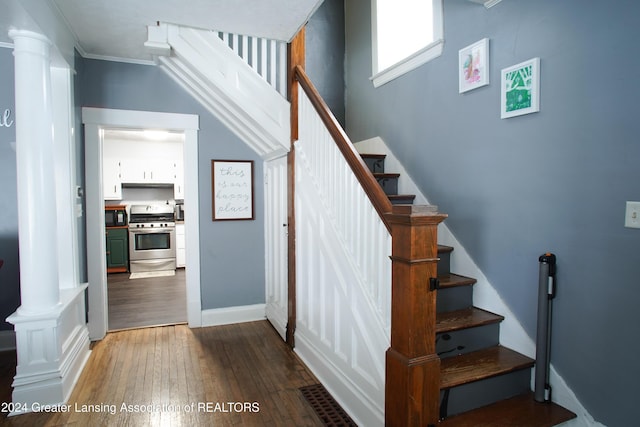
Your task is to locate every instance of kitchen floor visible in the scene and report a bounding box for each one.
[107,269,187,331]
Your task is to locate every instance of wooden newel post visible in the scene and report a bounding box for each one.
[384,205,447,427]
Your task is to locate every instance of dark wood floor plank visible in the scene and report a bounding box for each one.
[0,321,323,426]
[107,269,187,331]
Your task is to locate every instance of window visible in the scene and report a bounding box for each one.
[371,0,444,87]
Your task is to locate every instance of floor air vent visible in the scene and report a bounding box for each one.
[299,384,357,426]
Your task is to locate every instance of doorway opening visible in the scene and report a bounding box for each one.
[83,107,201,340]
[103,127,187,331]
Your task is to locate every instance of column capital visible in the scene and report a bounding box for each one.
[8,29,52,59]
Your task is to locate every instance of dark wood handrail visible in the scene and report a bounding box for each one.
[293,65,393,232]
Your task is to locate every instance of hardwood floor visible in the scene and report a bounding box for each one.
[0,321,325,426]
[108,269,187,331]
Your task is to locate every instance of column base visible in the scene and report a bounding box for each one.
[6,286,91,416]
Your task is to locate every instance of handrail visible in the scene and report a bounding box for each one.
[293,65,393,232]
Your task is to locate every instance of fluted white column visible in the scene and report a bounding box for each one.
[10,29,60,314]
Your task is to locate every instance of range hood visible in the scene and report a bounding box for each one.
[121,183,174,189]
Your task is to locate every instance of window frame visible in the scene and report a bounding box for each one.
[370,0,444,88]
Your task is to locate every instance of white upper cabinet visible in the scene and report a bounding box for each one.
[102,138,123,200]
[102,134,184,199]
[120,157,176,184]
[102,157,122,200]
[173,156,185,200]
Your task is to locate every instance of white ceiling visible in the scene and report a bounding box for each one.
[1,0,323,63]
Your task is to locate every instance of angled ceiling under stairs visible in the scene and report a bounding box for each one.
[146,23,291,159]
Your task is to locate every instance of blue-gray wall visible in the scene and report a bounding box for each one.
[0,47,19,331]
[0,0,344,324]
[80,58,266,310]
[345,0,639,425]
[306,0,345,126]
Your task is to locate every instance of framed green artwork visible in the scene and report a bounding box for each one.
[501,57,540,119]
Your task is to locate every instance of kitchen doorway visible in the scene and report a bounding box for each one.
[103,128,187,331]
[84,108,201,340]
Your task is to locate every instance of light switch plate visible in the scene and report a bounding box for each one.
[624,201,640,229]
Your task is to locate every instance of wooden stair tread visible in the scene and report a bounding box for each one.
[373,172,400,178]
[388,194,416,200]
[438,273,477,289]
[439,392,576,427]
[438,244,454,254]
[359,153,386,159]
[436,307,504,334]
[440,346,534,390]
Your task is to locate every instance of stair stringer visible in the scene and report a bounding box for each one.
[148,23,290,160]
[354,136,605,427]
[293,142,390,427]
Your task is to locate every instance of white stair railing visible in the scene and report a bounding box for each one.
[216,32,288,97]
[293,82,391,427]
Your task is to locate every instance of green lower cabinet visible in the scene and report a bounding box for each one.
[106,227,129,272]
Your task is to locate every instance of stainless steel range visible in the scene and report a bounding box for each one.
[128,204,176,273]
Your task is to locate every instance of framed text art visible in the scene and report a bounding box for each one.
[501,57,540,119]
[458,38,490,93]
[211,159,255,221]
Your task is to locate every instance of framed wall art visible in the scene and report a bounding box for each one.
[501,57,540,118]
[211,159,255,221]
[458,38,490,93]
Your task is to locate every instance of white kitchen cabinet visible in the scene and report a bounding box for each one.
[176,223,186,268]
[103,158,122,200]
[173,158,185,200]
[120,157,176,184]
[102,137,184,199]
[102,139,123,200]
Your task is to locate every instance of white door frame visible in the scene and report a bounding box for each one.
[83,107,201,340]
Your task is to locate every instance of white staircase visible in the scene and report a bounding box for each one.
[146,26,389,425]
[145,23,290,160]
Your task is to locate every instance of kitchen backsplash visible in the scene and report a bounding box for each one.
[104,186,176,209]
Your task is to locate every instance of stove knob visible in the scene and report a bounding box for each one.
[150,224,154,227]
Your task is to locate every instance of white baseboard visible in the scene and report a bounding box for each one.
[0,330,16,352]
[295,331,384,427]
[200,304,266,327]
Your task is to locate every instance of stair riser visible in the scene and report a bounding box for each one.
[389,196,415,205]
[437,251,451,276]
[437,287,473,312]
[441,369,532,418]
[376,177,398,195]
[362,157,385,174]
[437,324,500,359]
